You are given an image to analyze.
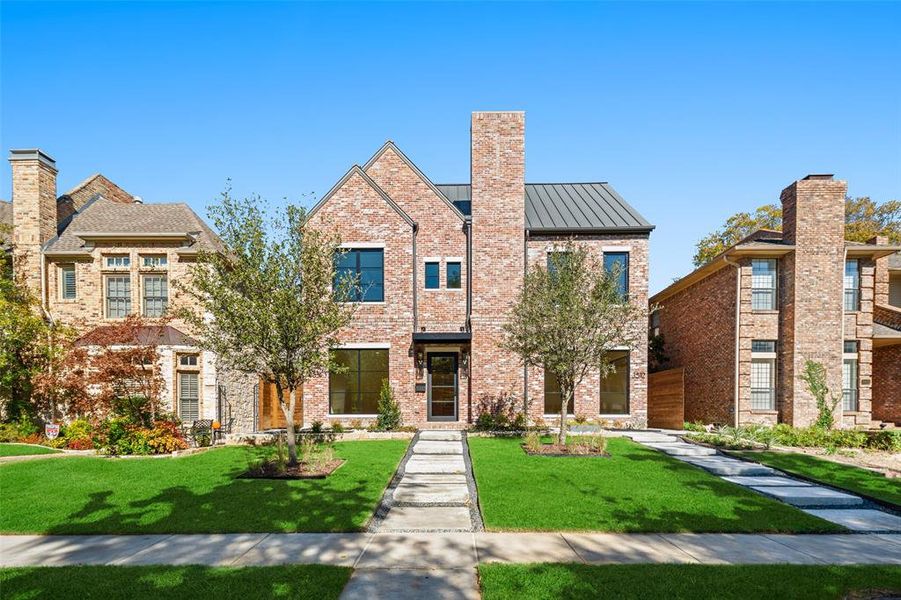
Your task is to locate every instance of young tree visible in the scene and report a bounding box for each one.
[502,241,647,446]
[180,190,355,466]
[692,197,899,267]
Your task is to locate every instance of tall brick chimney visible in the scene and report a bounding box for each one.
[469,111,526,402]
[9,149,58,296]
[779,174,847,426]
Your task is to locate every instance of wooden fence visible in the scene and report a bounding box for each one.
[648,367,684,429]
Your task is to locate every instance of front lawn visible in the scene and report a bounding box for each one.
[0,443,61,457]
[732,450,901,508]
[478,564,901,600]
[468,436,841,532]
[1,565,351,600]
[0,440,408,534]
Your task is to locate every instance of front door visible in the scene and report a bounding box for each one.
[427,353,458,421]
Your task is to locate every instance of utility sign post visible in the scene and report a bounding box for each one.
[45,423,60,440]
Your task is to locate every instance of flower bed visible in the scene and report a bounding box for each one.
[521,432,609,456]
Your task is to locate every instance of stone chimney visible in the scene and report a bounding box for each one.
[9,149,57,296]
[469,111,526,401]
[779,174,848,426]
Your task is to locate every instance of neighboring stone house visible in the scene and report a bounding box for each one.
[5,149,255,431]
[305,111,654,429]
[651,174,901,428]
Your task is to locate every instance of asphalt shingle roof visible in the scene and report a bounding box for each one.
[44,196,220,253]
[434,183,653,232]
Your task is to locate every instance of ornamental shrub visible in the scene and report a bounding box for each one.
[376,379,402,431]
[0,423,20,443]
[67,437,94,450]
[473,391,520,431]
[867,430,901,452]
[64,419,93,443]
[146,420,188,454]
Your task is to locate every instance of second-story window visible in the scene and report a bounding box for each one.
[106,275,132,318]
[142,255,168,268]
[751,259,777,310]
[844,259,860,311]
[143,275,168,317]
[59,265,76,300]
[547,251,571,281]
[334,248,384,302]
[425,262,439,289]
[447,262,462,289]
[105,255,130,268]
[603,252,629,299]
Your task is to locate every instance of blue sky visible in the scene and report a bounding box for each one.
[2,1,899,292]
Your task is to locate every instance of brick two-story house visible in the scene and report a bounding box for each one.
[650,174,901,429]
[3,149,256,430]
[303,111,654,429]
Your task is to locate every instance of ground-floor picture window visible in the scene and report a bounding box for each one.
[329,348,389,415]
[178,372,199,422]
[543,368,573,414]
[600,351,629,414]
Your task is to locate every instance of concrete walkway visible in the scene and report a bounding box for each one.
[625,430,901,534]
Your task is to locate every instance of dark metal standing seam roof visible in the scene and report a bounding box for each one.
[433,183,653,232]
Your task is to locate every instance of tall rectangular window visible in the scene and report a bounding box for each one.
[750,339,777,410]
[329,349,389,414]
[59,265,76,300]
[844,259,860,311]
[603,253,629,299]
[105,276,131,318]
[843,340,859,411]
[543,368,573,415]
[751,259,777,310]
[178,372,199,423]
[600,351,629,414]
[425,262,439,289]
[447,262,462,289]
[334,248,384,302]
[143,275,168,317]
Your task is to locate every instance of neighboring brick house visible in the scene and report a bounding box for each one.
[305,111,654,429]
[651,174,901,428]
[4,149,255,431]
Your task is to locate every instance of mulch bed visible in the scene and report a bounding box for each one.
[521,444,610,458]
[240,459,346,480]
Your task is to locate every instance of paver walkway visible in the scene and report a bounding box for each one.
[625,430,901,533]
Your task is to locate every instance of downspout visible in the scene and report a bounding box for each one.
[465,216,473,423]
[412,222,419,333]
[840,245,848,424]
[723,254,741,427]
[523,228,529,416]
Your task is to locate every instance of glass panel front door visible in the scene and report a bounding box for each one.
[428,353,458,421]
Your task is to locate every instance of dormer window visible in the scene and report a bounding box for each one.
[105,255,130,268]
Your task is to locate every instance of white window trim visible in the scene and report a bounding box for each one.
[751,352,777,359]
[445,256,464,262]
[58,264,76,301]
[602,246,631,252]
[339,242,385,249]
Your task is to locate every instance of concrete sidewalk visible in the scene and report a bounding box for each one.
[3,532,900,568]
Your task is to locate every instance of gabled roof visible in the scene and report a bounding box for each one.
[433,183,654,233]
[306,165,416,228]
[363,141,466,222]
[44,195,221,254]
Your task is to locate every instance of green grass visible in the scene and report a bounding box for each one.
[732,450,901,508]
[0,443,61,457]
[478,564,901,600]
[0,440,408,534]
[468,436,842,533]
[0,565,351,600]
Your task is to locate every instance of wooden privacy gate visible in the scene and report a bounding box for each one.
[258,380,303,430]
[648,367,684,429]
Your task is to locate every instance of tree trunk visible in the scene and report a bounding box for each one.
[558,383,571,446]
[275,380,299,466]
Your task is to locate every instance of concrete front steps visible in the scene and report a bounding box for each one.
[626,430,900,532]
[375,430,476,534]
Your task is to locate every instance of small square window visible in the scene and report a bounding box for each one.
[447,262,461,289]
[425,262,439,289]
[180,355,199,367]
[751,340,776,353]
[105,255,131,268]
[843,340,859,354]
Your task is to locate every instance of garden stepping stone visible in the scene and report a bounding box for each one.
[803,509,901,532]
[419,431,462,441]
[645,443,717,457]
[412,441,463,455]
[401,473,468,485]
[393,482,470,505]
[722,476,812,487]
[379,506,473,532]
[751,485,863,508]
[404,456,466,475]
[678,456,775,476]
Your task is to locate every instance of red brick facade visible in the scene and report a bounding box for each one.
[653,174,900,428]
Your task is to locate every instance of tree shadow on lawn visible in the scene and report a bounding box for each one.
[0,564,351,600]
[44,456,385,535]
